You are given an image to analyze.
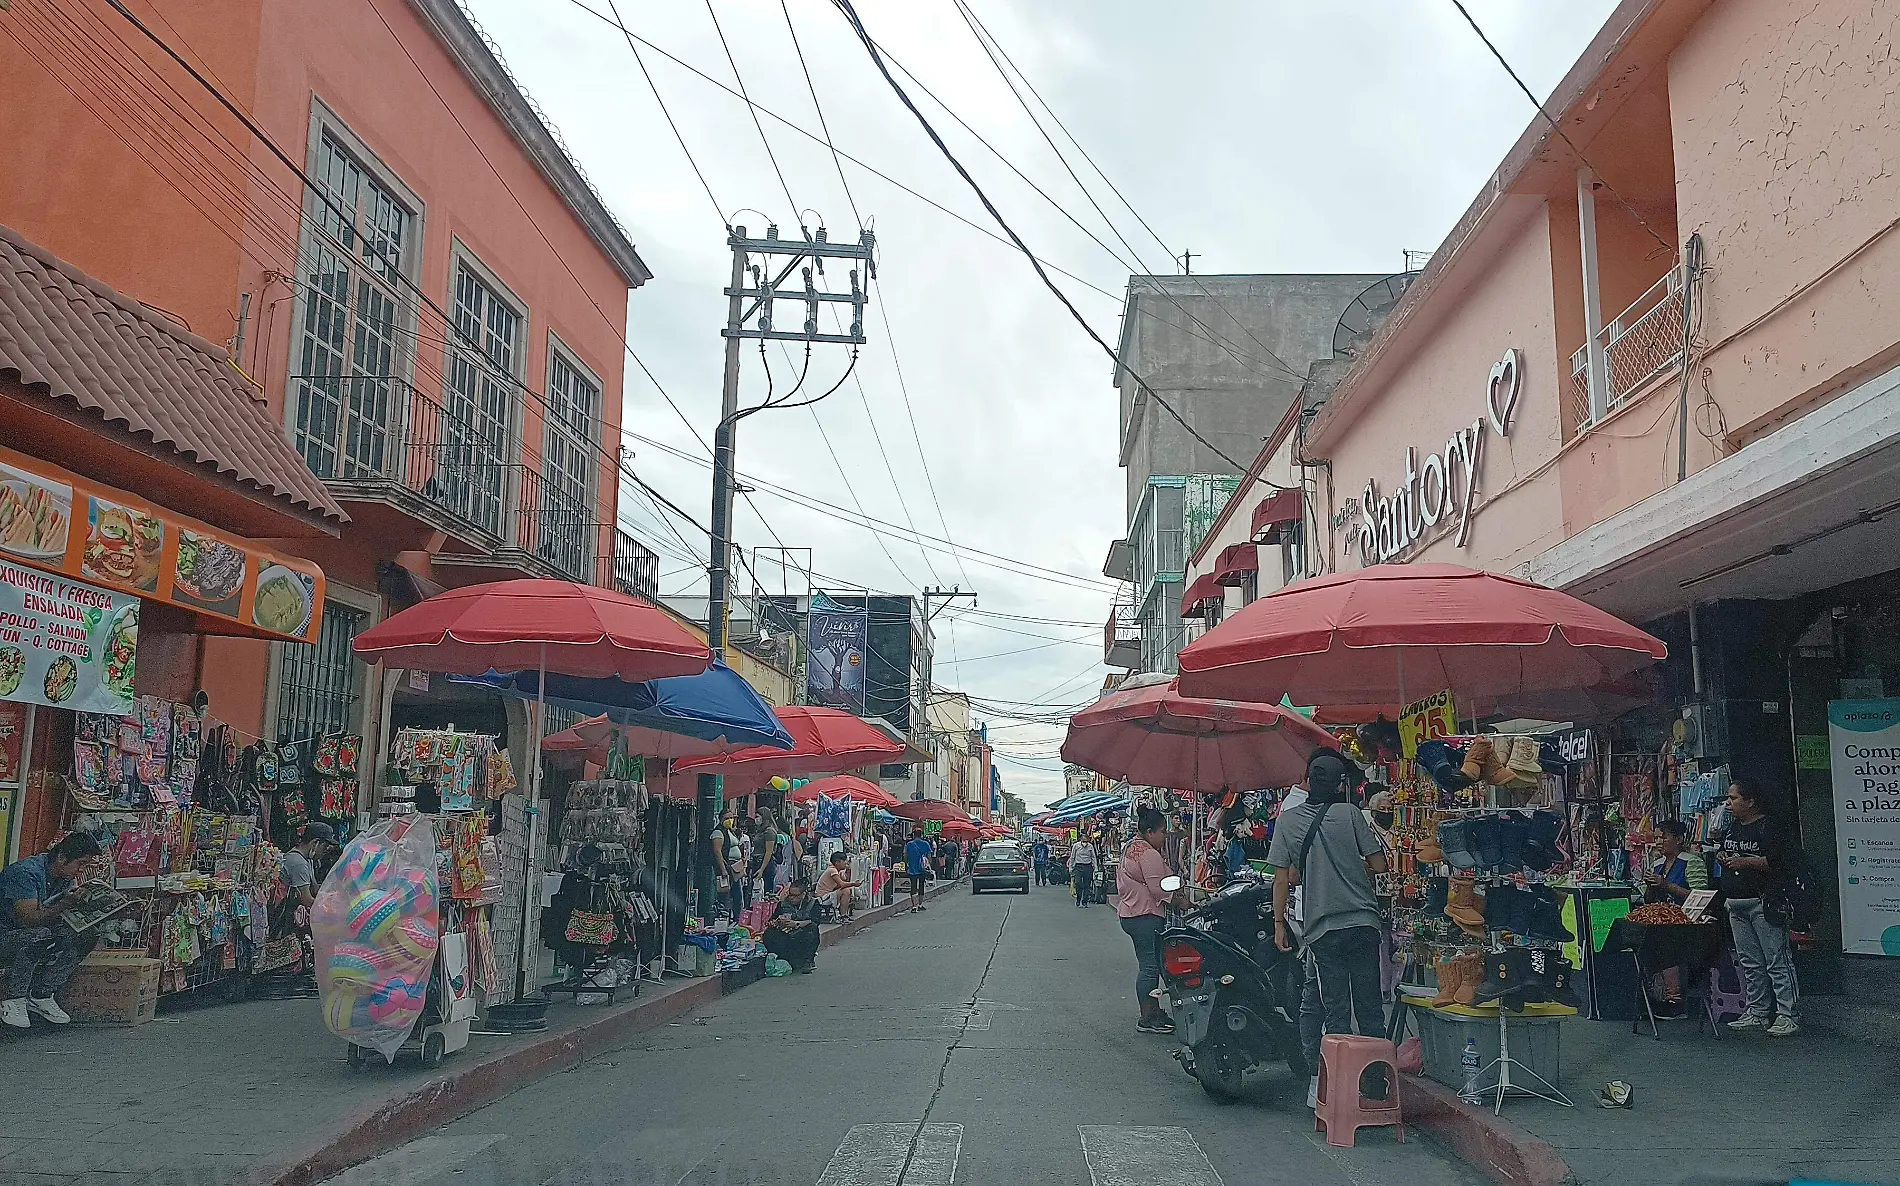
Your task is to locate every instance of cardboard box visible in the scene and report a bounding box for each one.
[62,951,160,1025]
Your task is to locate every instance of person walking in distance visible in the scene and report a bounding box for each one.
[1032,836,1051,886]
[1118,807,1178,1034]
[904,826,934,914]
[1270,749,1390,1099]
[1712,781,1801,1036]
[1070,835,1098,908]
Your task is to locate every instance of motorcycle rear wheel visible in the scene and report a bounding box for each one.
[1192,1041,1246,1101]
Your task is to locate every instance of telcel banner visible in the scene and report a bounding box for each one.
[1826,699,1900,956]
[0,559,138,715]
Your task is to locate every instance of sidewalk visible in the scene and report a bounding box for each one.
[1406,1013,1900,1186]
[0,878,959,1186]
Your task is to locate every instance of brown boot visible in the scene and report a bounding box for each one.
[1460,736,1493,782]
[1446,876,1487,936]
[1431,956,1461,1007]
[1417,835,1445,864]
[1454,952,1483,1005]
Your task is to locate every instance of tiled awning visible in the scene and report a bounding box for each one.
[1215,542,1258,586]
[1179,573,1224,619]
[1251,487,1301,540]
[0,225,346,528]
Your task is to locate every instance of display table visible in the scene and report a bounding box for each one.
[1398,994,1577,1114]
[1602,917,1723,1037]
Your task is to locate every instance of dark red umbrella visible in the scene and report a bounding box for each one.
[787,774,903,810]
[940,819,982,843]
[541,713,751,762]
[889,798,978,825]
[1177,563,1666,706]
[672,706,906,780]
[1062,675,1336,791]
[351,579,709,680]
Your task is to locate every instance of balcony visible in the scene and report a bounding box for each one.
[292,374,658,597]
[1571,263,1691,431]
[1105,598,1142,669]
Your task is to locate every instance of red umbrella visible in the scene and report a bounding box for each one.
[1177,563,1666,707]
[787,774,903,810]
[541,713,746,762]
[351,579,710,680]
[672,706,905,779]
[889,798,978,825]
[940,819,982,842]
[1061,675,1336,792]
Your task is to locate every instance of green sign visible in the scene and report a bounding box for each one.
[1795,734,1831,770]
[924,819,943,836]
[1589,896,1632,952]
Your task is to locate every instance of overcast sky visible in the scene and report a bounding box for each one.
[462,0,1619,809]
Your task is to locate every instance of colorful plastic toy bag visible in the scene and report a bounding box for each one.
[312,816,440,1063]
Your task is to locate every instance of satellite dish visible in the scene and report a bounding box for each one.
[1332,272,1420,359]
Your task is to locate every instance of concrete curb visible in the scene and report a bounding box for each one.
[267,877,963,1186]
[1402,1074,1575,1186]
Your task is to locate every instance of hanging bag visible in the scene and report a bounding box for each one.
[564,879,617,946]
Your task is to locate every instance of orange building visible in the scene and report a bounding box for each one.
[0,0,655,856]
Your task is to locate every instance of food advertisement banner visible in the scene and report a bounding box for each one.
[0,446,323,643]
[1826,700,1900,956]
[0,559,138,715]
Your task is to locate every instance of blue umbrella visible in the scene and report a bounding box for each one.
[1039,791,1132,826]
[450,660,794,751]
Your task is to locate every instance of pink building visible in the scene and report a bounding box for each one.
[1185,0,1900,1004]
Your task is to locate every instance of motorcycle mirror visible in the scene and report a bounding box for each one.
[1160,876,1182,893]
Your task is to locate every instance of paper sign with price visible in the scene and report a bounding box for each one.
[1400,689,1457,759]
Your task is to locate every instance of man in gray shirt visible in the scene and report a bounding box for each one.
[1270,750,1389,1056]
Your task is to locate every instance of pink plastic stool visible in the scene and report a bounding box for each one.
[1703,964,1748,1035]
[1314,1034,1405,1148]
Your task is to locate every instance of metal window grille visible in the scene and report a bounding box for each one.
[443,265,521,538]
[277,603,367,744]
[294,133,411,481]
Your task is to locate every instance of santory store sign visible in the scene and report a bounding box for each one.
[1357,348,1522,565]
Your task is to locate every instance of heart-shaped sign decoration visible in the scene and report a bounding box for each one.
[1487,348,1522,437]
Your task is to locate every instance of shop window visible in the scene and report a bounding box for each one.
[276,603,367,744]
[292,127,416,482]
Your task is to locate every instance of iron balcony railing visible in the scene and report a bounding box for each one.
[1571,262,1691,431]
[291,374,661,598]
[1105,598,1142,669]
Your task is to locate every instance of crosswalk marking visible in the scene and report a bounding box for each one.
[815,1122,962,1186]
[1079,1126,1225,1186]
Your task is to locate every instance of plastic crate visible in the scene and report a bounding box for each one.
[1412,1002,1565,1094]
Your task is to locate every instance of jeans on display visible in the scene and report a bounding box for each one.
[1073,865,1095,906]
[0,925,97,1000]
[1120,913,1164,1011]
[1726,897,1800,1023]
[1309,925,1386,1039]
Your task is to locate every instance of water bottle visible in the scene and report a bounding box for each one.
[1459,1037,1483,1103]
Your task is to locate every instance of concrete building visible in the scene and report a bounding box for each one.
[1104,274,1388,672]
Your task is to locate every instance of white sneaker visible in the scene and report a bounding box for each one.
[1766,1017,1800,1037]
[0,999,29,1029]
[1306,1075,1320,1110]
[25,998,69,1025]
[1726,1013,1770,1030]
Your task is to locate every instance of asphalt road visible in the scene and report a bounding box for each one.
[327,882,1482,1186]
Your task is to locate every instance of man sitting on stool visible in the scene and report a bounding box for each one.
[0,832,106,1029]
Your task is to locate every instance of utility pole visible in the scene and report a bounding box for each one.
[697,222,875,918]
[1179,249,1197,276]
[922,585,978,623]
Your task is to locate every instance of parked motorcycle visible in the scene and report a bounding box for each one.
[1156,873,1307,1101]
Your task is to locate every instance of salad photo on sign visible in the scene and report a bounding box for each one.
[0,561,137,715]
[82,496,165,593]
[0,461,71,564]
[172,529,246,615]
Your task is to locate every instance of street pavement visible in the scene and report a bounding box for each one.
[326,883,1483,1186]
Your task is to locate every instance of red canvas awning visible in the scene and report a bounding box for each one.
[1178,573,1224,619]
[1251,488,1301,540]
[1215,542,1258,586]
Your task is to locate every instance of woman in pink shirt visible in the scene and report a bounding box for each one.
[1118,806,1178,1034]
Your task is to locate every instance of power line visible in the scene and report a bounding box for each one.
[1446,0,1672,254]
[605,0,725,226]
[702,0,799,225]
[780,0,861,231]
[827,0,1261,478]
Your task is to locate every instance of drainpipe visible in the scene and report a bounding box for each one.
[1676,234,1702,483]
[1688,603,1705,698]
[1578,168,1610,425]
